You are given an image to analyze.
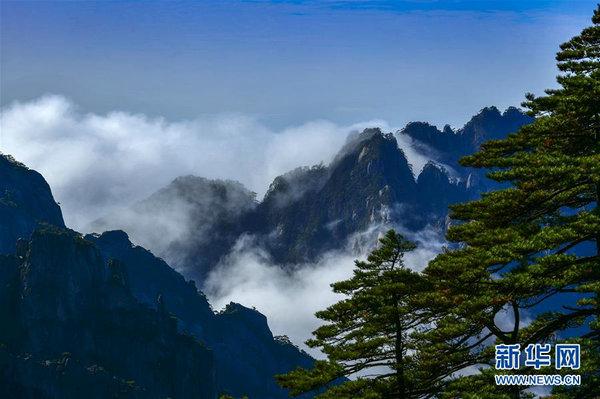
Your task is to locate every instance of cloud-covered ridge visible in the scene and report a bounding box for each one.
[1,95,405,230]
[204,224,445,356]
[0,95,443,232]
[1,94,451,354]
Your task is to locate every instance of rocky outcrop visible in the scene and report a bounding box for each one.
[91,175,256,281]
[399,106,533,165]
[0,226,215,399]
[250,128,420,265]
[416,162,466,217]
[0,106,538,398]
[92,107,533,282]
[0,154,65,254]
[0,157,315,399]
[87,230,314,399]
[214,303,314,398]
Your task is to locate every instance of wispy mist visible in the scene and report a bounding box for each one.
[1,95,404,230]
[0,95,441,232]
[1,94,449,350]
[204,225,446,355]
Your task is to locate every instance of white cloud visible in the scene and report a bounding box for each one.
[399,224,447,272]
[0,95,407,231]
[204,235,357,357]
[394,132,436,176]
[494,303,534,332]
[204,225,445,355]
[1,95,448,351]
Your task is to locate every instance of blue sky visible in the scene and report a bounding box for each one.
[2,1,598,344]
[1,0,598,128]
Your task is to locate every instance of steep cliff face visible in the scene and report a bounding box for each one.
[416,161,466,218]
[213,304,314,399]
[93,107,532,282]
[91,176,256,281]
[87,107,532,282]
[399,122,458,165]
[459,106,533,149]
[85,229,215,336]
[399,106,533,166]
[0,156,315,399]
[0,154,65,254]
[87,230,314,399]
[252,128,420,264]
[0,227,216,399]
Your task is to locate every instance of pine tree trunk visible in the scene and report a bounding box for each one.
[394,294,405,399]
[396,327,404,398]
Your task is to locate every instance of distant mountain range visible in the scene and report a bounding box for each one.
[92,106,534,283]
[0,155,313,398]
[0,106,533,398]
[401,106,532,165]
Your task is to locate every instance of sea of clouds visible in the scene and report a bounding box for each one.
[1,95,441,230]
[1,94,446,353]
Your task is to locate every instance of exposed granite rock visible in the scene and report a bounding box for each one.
[94,108,532,282]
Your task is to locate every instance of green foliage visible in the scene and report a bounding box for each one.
[549,338,600,398]
[420,5,600,396]
[277,230,436,398]
[280,6,600,398]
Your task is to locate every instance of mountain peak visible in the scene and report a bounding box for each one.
[399,106,533,164]
[89,230,134,252]
[335,127,389,161]
[503,105,529,118]
[218,302,272,340]
[338,127,404,163]
[399,122,455,159]
[358,126,383,139]
[458,105,533,148]
[0,154,65,254]
[478,105,501,116]
[443,124,454,135]
[417,161,450,184]
[264,164,328,206]
[332,127,413,184]
[401,121,443,135]
[159,175,256,206]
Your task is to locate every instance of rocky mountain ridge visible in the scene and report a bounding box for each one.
[1,226,216,398]
[399,106,533,165]
[0,105,535,398]
[0,154,313,399]
[0,154,65,254]
[93,107,533,284]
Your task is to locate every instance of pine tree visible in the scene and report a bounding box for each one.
[277,230,435,398]
[421,5,600,396]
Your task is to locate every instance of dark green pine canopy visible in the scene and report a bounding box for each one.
[277,230,434,398]
[421,5,600,397]
[279,6,600,399]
